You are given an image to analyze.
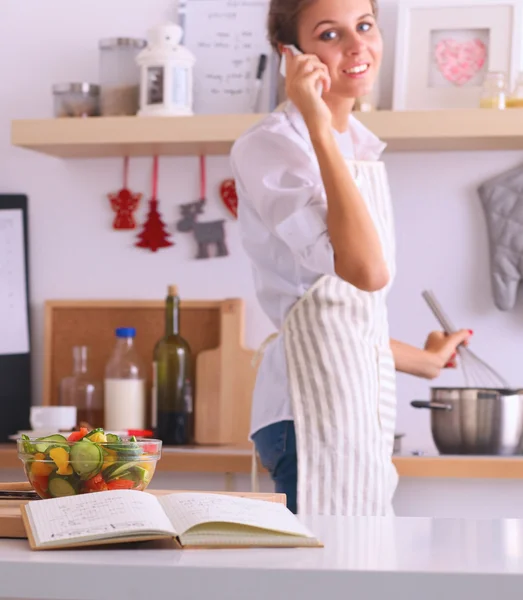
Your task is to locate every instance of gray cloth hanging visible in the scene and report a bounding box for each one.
[477,163,523,311]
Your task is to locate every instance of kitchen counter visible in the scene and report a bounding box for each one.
[2,444,523,479]
[2,516,523,599]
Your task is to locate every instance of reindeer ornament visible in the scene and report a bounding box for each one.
[176,156,229,259]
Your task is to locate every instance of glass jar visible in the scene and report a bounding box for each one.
[59,346,103,428]
[99,37,146,116]
[52,83,100,117]
[480,71,507,109]
[104,327,146,431]
[507,72,523,108]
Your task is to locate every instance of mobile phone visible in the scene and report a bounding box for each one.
[279,44,323,96]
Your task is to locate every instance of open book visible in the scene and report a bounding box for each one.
[21,490,322,551]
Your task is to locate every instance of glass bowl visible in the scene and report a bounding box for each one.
[17,428,162,499]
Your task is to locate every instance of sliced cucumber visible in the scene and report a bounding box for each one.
[48,474,77,497]
[21,434,36,454]
[34,434,69,454]
[106,433,121,444]
[70,440,103,480]
[85,428,104,440]
[104,461,137,481]
[128,465,149,483]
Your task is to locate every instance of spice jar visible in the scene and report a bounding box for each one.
[507,72,523,108]
[52,83,100,117]
[479,71,507,109]
[99,37,147,116]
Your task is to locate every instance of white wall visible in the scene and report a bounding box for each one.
[1,0,523,456]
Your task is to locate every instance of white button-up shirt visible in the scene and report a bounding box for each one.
[230,101,387,438]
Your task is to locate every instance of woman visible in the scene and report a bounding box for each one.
[230,0,470,516]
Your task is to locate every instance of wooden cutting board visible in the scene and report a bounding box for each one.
[0,489,286,540]
[195,299,258,445]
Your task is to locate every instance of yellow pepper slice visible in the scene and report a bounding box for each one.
[49,447,73,476]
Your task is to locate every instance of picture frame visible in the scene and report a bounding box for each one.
[392,0,523,110]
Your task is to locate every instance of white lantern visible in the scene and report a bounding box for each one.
[136,23,196,117]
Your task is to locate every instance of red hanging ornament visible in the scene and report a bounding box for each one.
[107,157,142,230]
[219,178,238,219]
[135,156,174,252]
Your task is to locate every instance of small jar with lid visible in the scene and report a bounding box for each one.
[52,83,100,117]
[99,37,147,116]
[479,71,507,109]
[507,72,523,108]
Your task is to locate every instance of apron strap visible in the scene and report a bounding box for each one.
[251,332,279,368]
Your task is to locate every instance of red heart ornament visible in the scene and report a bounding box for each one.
[435,38,487,86]
[220,179,238,219]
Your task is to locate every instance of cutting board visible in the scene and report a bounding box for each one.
[195,299,258,444]
[0,489,286,540]
[43,298,259,445]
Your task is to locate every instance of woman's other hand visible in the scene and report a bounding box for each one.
[424,329,473,376]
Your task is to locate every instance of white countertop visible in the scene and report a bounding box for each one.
[2,516,523,600]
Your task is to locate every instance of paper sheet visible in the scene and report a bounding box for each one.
[0,209,29,355]
[26,490,176,546]
[181,0,274,114]
[159,492,316,538]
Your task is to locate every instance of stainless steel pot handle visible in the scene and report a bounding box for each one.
[411,400,452,411]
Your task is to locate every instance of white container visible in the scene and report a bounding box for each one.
[136,22,196,117]
[104,327,146,430]
[30,406,77,432]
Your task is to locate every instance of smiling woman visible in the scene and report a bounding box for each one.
[229,0,471,518]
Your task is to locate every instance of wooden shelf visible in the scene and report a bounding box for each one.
[11,108,523,158]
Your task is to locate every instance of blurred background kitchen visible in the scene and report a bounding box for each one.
[2,0,523,517]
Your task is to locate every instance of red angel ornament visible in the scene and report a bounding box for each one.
[108,157,142,230]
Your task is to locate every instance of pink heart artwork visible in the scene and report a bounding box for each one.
[435,38,487,86]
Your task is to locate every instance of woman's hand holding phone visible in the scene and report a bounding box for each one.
[281,46,332,134]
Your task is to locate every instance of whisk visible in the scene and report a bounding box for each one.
[421,289,510,389]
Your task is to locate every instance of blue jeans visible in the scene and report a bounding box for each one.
[252,420,298,514]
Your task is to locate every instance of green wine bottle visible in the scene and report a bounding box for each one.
[152,285,194,445]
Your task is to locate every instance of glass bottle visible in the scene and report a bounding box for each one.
[104,327,146,431]
[59,346,103,428]
[480,71,507,109]
[507,72,523,108]
[152,285,194,445]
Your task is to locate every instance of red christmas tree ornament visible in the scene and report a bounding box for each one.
[135,156,174,252]
[108,157,142,230]
[219,178,238,219]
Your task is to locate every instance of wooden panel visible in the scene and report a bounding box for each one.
[43,299,256,444]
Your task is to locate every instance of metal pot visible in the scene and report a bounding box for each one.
[411,387,523,455]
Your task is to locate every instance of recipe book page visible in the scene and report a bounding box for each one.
[158,492,318,542]
[25,490,176,547]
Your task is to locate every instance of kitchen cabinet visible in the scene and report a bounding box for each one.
[11,108,523,158]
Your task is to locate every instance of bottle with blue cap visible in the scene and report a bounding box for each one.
[104,326,146,431]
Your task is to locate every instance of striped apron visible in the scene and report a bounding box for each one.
[283,159,398,516]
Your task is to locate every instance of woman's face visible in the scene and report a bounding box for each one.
[296,0,382,99]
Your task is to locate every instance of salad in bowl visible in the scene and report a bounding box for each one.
[17,427,162,498]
